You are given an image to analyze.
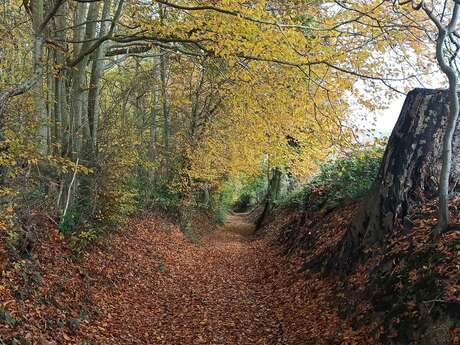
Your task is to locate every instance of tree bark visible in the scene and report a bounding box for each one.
[31,0,47,152]
[150,86,158,160]
[52,2,69,158]
[336,88,460,270]
[256,167,282,229]
[87,0,112,153]
[432,6,460,234]
[160,52,170,178]
[190,64,205,141]
[69,2,89,156]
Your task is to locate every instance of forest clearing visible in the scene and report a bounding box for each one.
[1,0,460,344]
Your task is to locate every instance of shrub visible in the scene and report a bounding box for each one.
[149,185,181,210]
[68,229,100,255]
[233,175,268,212]
[276,186,306,207]
[58,211,80,235]
[279,146,384,210]
[207,188,233,223]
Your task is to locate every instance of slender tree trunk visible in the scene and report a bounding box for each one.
[438,73,459,233]
[256,167,282,229]
[136,95,146,144]
[121,87,132,127]
[190,65,204,141]
[87,0,112,154]
[160,52,170,178]
[69,2,88,156]
[31,0,47,152]
[53,68,62,154]
[46,54,53,150]
[150,87,158,160]
[79,1,99,149]
[53,2,69,158]
[148,70,159,183]
[433,17,460,235]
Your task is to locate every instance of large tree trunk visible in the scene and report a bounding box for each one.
[337,88,460,269]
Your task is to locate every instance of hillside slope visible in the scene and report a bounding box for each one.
[261,197,460,344]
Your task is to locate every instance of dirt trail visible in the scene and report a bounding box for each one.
[222,212,256,237]
[68,213,344,344]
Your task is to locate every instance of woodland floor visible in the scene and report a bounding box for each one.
[6,203,458,344]
[0,210,367,344]
[83,212,331,345]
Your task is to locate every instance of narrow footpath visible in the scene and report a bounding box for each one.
[38,213,352,344]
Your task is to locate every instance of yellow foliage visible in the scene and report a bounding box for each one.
[112,0,431,191]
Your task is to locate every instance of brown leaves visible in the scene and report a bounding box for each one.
[3,195,458,345]
[0,212,362,344]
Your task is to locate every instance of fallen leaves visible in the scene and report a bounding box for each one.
[272,195,460,344]
[0,212,363,344]
[1,195,457,345]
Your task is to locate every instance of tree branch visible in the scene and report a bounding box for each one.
[155,0,309,30]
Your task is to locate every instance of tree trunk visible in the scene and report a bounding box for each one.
[53,2,70,158]
[336,88,460,269]
[87,0,112,153]
[190,65,204,141]
[31,0,47,152]
[160,52,170,178]
[434,22,460,234]
[69,2,88,156]
[150,87,158,158]
[256,167,282,229]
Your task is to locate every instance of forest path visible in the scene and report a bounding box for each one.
[221,211,256,237]
[80,213,333,344]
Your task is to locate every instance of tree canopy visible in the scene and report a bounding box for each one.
[0,0,436,229]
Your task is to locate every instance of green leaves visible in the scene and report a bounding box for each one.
[0,309,18,327]
[58,212,80,235]
[280,145,384,210]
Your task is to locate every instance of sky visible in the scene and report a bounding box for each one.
[375,96,405,136]
[371,69,446,138]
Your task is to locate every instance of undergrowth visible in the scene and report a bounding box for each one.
[232,175,267,212]
[278,145,384,210]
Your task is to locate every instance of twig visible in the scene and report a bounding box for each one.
[63,157,79,218]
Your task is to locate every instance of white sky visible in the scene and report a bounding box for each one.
[375,96,405,136]
[371,70,446,138]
